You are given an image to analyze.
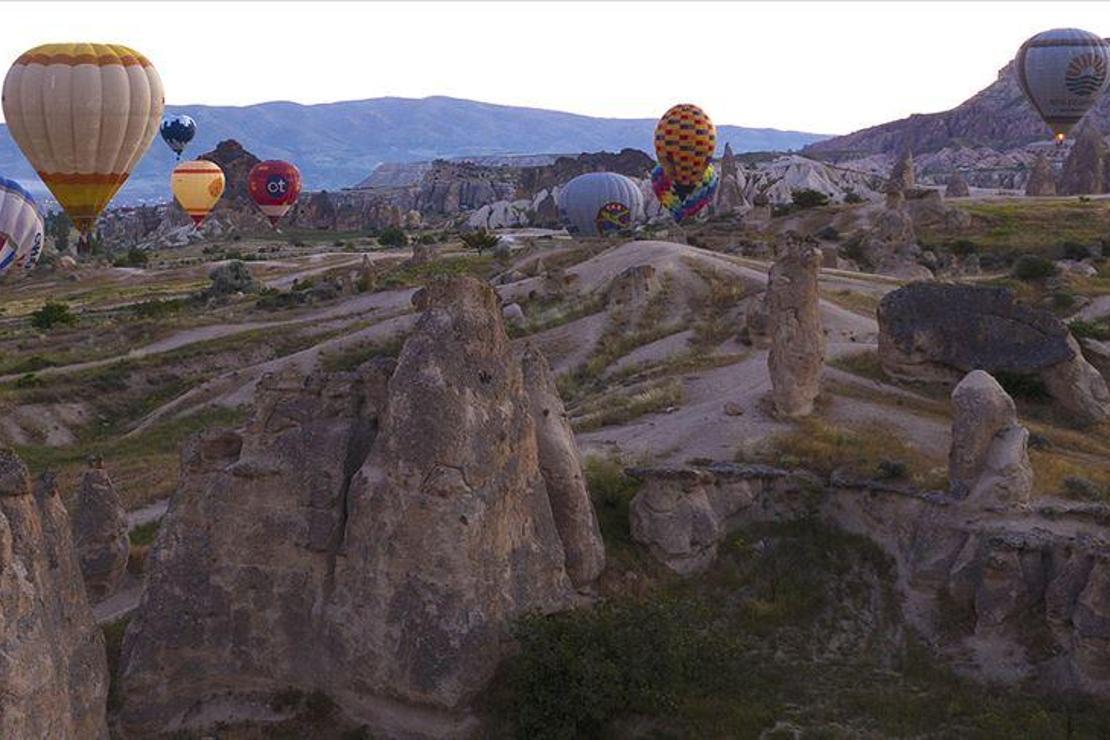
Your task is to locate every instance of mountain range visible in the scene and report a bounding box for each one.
[0,95,828,205]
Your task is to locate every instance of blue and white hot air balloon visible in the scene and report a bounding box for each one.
[0,177,44,276]
[557,172,643,237]
[1016,28,1110,141]
[160,114,197,159]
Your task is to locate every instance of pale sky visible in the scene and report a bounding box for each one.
[1,1,1106,135]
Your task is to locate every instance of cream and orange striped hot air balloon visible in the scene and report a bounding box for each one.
[2,43,164,249]
[171,160,225,226]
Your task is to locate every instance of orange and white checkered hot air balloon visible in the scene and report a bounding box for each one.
[171,160,225,227]
[2,43,164,250]
[654,104,716,191]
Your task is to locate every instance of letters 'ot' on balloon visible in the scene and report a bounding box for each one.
[2,43,165,250]
[1016,28,1110,142]
[558,172,643,237]
[171,160,225,227]
[0,176,45,276]
[248,160,302,227]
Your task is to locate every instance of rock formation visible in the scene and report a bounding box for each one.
[1025,152,1057,196]
[944,171,969,197]
[878,283,1109,424]
[0,450,109,739]
[948,370,1032,504]
[856,186,931,279]
[766,235,825,417]
[119,277,601,736]
[712,143,749,215]
[71,462,129,602]
[1059,125,1108,196]
[889,148,916,190]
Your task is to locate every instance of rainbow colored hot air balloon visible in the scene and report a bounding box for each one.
[1017,28,1110,142]
[248,160,301,226]
[171,160,225,226]
[651,104,718,223]
[2,44,165,249]
[0,177,44,276]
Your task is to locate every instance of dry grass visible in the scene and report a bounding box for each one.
[1030,449,1110,500]
[571,378,683,432]
[820,288,881,318]
[922,199,1110,254]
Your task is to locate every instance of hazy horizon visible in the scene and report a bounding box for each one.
[1,1,1107,135]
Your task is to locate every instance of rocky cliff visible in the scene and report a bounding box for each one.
[0,450,109,739]
[118,277,603,736]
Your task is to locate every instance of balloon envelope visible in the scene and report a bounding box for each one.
[558,172,643,236]
[2,43,165,235]
[160,115,197,158]
[248,160,302,226]
[0,177,44,276]
[1017,28,1110,139]
[654,104,716,188]
[172,160,225,226]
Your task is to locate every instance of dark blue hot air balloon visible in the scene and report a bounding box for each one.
[160,114,196,159]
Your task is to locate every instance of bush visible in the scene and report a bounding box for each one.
[816,225,840,241]
[1063,476,1104,501]
[1011,254,1058,281]
[1060,241,1094,261]
[30,301,77,330]
[950,239,977,258]
[377,227,408,248]
[418,233,438,245]
[205,260,255,296]
[1051,291,1077,311]
[791,188,830,209]
[1070,320,1110,341]
[460,229,501,255]
[843,190,864,204]
[112,246,149,268]
[132,298,184,319]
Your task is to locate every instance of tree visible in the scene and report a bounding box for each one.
[791,189,830,209]
[378,227,408,247]
[460,229,501,255]
[30,301,77,331]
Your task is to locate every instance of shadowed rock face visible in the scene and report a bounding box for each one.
[119,277,599,736]
[878,283,1108,423]
[944,171,969,197]
[1059,124,1108,196]
[1025,152,1057,196]
[71,465,129,602]
[0,450,109,739]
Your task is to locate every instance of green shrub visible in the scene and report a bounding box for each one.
[14,372,43,388]
[112,247,149,268]
[1063,476,1105,501]
[1011,254,1058,281]
[1070,320,1110,341]
[30,301,77,330]
[1060,241,1093,261]
[128,520,160,546]
[132,298,184,319]
[950,239,977,258]
[791,188,829,209]
[843,190,864,204]
[460,229,501,255]
[377,227,408,248]
[816,225,840,241]
[1051,291,1077,311]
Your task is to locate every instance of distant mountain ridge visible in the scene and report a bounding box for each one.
[806,59,1110,158]
[0,95,829,206]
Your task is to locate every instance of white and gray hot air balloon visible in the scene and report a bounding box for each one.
[1016,28,1110,141]
[557,172,643,237]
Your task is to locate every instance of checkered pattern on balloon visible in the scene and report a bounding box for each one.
[651,164,718,223]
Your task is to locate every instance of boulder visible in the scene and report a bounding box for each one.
[948,370,1032,504]
[0,450,109,739]
[70,463,129,602]
[119,277,598,736]
[502,302,526,326]
[1025,152,1057,196]
[878,283,1109,424]
[1059,125,1108,195]
[945,171,970,197]
[767,235,825,417]
[1080,337,1110,380]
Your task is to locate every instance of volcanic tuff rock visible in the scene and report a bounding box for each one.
[1059,124,1109,196]
[948,370,1032,504]
[878,283,1109,423]
[71,463,129,602]
[767,235,825,417]
[889,148,916,190]
[0,450,109,739]
[1025,152,1057,196]
[944,171,969,197]
[119,277,598,736]
[627,461,1110,697]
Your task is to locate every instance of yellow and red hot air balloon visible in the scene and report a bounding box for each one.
[171,160,225,227]
[2,43,164,252]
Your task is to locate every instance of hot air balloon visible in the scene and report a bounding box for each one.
[249,160,302,226]
[2,44,164,252]
[558,172,643,236]
[160,114,197,159]
[171,160,225,226]
[0,177,44,276]
[1016,28,1110,142]
[651,104,719,223]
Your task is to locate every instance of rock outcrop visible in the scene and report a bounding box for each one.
[1025,152,1057,196]
[944,171,969,197]
[712,143,749,215]
[878,283,1109,424]
[119,277,599,736]
[889,148,916,190]
[0,450,109,739]
[71,462,129,602]
[1059,124,1108,196]
[948,370,1032,504]
[767,235,825,417]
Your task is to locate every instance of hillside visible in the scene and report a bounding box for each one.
[806,60,1110,158]
[0,96,829,205]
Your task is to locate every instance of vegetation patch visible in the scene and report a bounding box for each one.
[378,254,492,288]
[571,378,683,432]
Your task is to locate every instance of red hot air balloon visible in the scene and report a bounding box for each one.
[248,160,302,226]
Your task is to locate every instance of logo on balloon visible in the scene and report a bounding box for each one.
[595,202,631,235]
[266,174,289,199]
[1065,52,1107,97]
